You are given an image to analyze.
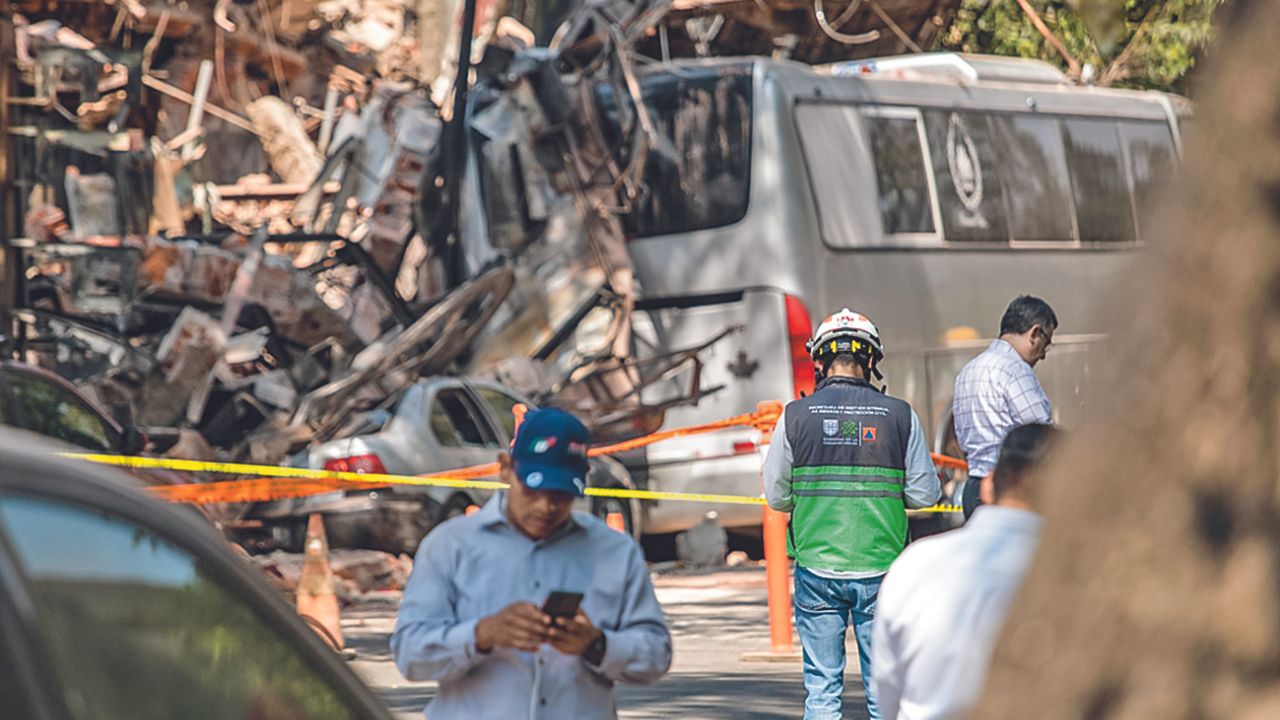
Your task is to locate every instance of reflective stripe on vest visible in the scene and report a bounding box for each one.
[789,484,907,573]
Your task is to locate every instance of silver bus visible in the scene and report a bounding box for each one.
[619,53,1186,535]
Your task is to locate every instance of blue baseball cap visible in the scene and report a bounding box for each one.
[510,408,591,496]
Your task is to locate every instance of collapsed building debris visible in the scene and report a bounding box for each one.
[1,0,965,553]
[1,0,741,465]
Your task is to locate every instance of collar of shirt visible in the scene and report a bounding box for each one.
[988,338,1026,365]
[476,492,585,545]
[966,504,1042,538]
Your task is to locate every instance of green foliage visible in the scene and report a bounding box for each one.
[938,0,1224,91]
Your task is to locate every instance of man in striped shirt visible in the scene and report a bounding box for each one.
[952,295,1057,519]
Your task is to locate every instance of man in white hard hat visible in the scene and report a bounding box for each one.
[764,309,941,720]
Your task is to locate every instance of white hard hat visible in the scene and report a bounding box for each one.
[807,308,884,365]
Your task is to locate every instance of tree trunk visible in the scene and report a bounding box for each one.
[974,2,1280,717]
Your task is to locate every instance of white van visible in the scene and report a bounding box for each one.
[614,53,1186,534]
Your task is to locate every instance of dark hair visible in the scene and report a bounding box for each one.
[825,352,871,376]
[999,295,1058,336]
[992,424,1059,500]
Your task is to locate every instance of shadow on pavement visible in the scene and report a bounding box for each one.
[376,685,435,713]
[617,671,871,720]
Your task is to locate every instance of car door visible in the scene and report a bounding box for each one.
[466,382,534,445]
[0,454,393,720]
[421,381,505,472]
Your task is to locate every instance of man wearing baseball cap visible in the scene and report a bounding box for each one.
[392,407,672,720]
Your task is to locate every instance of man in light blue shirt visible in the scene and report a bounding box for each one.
[391,408,671,720]
[953,295,1056,519]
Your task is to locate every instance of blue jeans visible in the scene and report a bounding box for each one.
[793,565,882,720]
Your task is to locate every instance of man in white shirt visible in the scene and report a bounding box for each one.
[872,423,1058,720]
[952,295,1056,519]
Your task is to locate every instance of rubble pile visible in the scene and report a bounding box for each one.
[251,548,414,601]
[2,0,961,484]
[4,0,521,469]
[3,0,734,473]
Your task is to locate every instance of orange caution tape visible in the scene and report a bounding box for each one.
[131,401,788,505]
[589,401,784,455]
[931,453,969,471]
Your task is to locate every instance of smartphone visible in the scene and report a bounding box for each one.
[541,591,584,619]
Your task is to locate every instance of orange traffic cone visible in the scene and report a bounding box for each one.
[296,513,344,652]
[606,512,626,534]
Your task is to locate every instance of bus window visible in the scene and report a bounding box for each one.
[921,110,1007,243]
[1119,120,1178,240]
[863,109,936,236]
[598,65,753,238]
[1063,118,1136,244]
[989,115,1076,243]
[795,104,877,248]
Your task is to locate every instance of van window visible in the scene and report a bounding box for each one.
[921,111,1006,243]
[599,65,753,238]
[1063,119,1136,243]
[863,110,936,235]
[795,104,871,248]
[989,115,1076,243]
[1119,120,1177,238]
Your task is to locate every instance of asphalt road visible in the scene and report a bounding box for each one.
[345,566,872,719]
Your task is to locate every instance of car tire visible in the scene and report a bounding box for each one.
[386,500,436,556]
[268,517,308,554]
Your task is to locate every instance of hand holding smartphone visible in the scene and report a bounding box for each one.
[540,591,584,619]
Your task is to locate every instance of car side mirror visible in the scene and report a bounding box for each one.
[120,426,147,456]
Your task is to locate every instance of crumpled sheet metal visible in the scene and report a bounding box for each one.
[287,266,515,440]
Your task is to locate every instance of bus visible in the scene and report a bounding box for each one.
[613,53,1187,535]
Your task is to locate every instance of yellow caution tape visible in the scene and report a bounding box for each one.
[586,486,767,506]
[908,505,965,514]
[62,452,508,490]
[61,452,963,513]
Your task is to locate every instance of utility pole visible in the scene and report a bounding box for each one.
[426,0,480,291]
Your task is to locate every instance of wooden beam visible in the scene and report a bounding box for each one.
[214,181,341,199]
[141,75,259,135]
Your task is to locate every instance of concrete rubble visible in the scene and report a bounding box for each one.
[250,548,415,602]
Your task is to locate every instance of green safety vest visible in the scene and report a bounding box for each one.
[784,377,912,574]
